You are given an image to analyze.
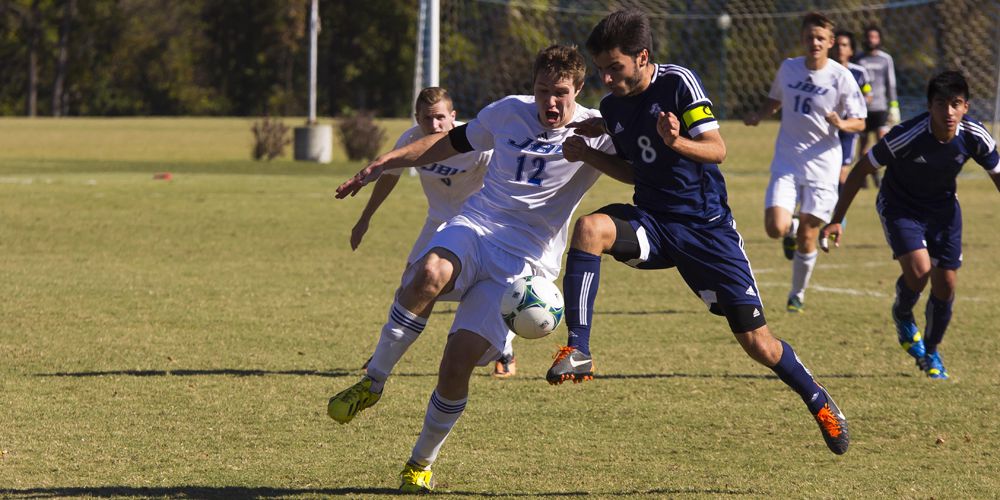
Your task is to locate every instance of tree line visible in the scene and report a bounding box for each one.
[0,0,417,117]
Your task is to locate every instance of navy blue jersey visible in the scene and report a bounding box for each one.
[870,112,999,213]
[600,64,731,227]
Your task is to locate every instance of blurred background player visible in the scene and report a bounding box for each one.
[831,30,872,196]
[329,45,625,492]
[350,87,518,378]
[856,25,899,187]
[821,71,1000,379]
[745,12,866,313]
[552,9,850,456]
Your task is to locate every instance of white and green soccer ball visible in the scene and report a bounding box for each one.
[500,275,565,339]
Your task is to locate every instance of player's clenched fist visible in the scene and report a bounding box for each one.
[656,111,681,146]
[562,135,590,163]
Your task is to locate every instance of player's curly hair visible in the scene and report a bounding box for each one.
[586,9,652,58]
[532,45,587,89]
[927,71,969,103]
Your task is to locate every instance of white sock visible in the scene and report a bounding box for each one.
[787,216,800,237]
[501,331,515,358]
[408,390,467,468]
[365,301,427,393]
[790,250,818,302]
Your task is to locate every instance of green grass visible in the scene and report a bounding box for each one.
[1,118,999,498]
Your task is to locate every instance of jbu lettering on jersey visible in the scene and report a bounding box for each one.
[787,80,830,96]
[421,163,465,177]
[508,136,562,155]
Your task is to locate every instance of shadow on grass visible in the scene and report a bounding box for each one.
[36,368,913,380]
[0,485,756,498]
[35,369,434,378]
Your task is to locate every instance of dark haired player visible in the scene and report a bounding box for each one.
[550,9,850,455]
[822,71,1000,379]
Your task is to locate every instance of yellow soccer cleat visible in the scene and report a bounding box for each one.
[399,462,435,493]
[327,376,381,424]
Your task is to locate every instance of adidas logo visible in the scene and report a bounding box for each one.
[613,122,624,134]
[649,103,663,116]
[745,286,757,297]
[753,308,761,318]
[536,132,548,140]
[914,156,927,163]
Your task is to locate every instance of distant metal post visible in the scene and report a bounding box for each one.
[428,0,439,87]
[308,0,319,125]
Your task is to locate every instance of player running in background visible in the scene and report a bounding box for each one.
[821,71,1000,379]
[329,45,626,492]
[745,12,866,313]
[550,9,850,456]
[856,25,899,187]
[350,87,518,379]
[831,30,872,195]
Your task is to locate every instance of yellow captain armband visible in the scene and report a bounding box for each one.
[682,104,715,129]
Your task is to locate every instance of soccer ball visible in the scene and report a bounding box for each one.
[499,275,565,339]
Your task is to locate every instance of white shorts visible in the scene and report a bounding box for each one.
[405,217,446,265]
[765,172,838,223]
[417,218,537,364]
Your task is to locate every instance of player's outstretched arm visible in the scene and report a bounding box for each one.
[743,98,781,126]
[990,171,1000,194]
[350,173,401,250]
[564,135,634,184]
[656,112,726,164]
[821,155,878,252]
[336,132,457,199]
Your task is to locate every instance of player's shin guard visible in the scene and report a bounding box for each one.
[893,275,921,321]
[408,390,467,468]
[366,301,427,393]
[924,294,953,354]
[770,340,827,414]
[563,248,602,356]
[790,250,817,303]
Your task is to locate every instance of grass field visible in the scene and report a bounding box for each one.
[2,117,999,498]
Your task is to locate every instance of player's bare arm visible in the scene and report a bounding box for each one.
[563,135,634,184]
[825,112,865,133]
[350,173,401,250]
[743,98,781,126]
[567,117,608,138]
[336,132,458,198]
[820,155,878,251]
[656,112,726,164]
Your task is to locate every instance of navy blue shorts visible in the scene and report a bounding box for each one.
[597,204,764,312]
[877,196,963,269]
[839,131,859,166]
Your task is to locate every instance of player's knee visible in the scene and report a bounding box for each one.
[408,254,455,297]
[764,219,785,239]
[571,214,615,251]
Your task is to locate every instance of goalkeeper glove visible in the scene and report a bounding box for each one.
[887,102,900,126]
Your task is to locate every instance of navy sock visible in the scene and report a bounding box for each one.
[924,294,953,354]
[563,248,602,356]
[770,340,827,414]
[892,275,921,322]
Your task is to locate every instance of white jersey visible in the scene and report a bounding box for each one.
[769,57,867,185]
[385,122,491,223]
[460,95,615,277]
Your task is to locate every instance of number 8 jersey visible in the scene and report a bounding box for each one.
[600,64,731,227]
[768,57,867,185]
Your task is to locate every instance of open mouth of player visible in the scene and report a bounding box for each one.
[544,110,560,126]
